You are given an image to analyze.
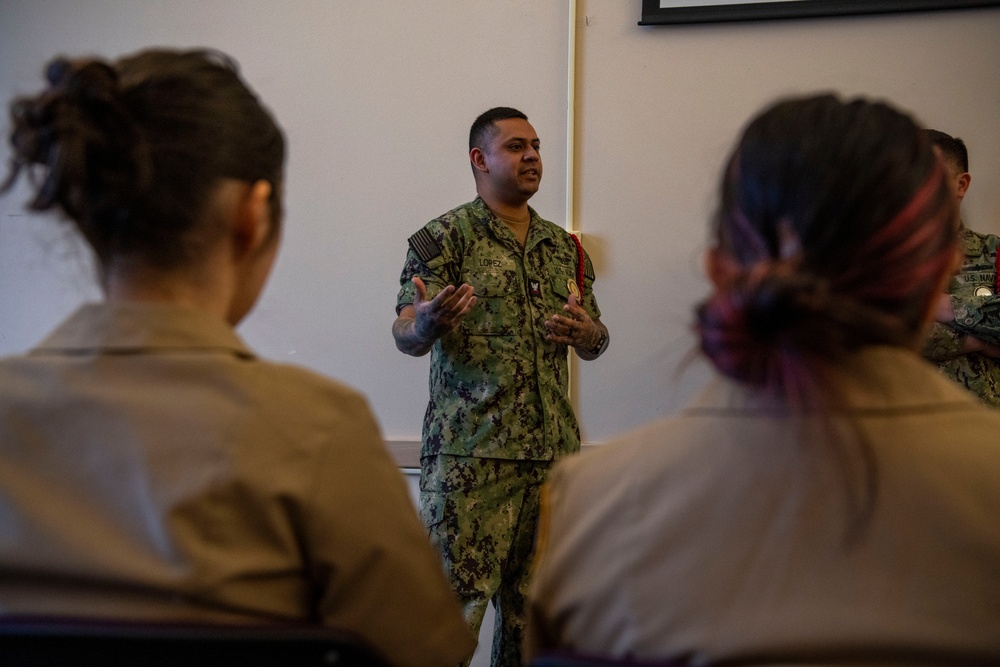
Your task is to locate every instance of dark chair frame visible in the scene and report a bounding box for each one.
[0,615,392,666]
[529,648,1000,667]
[530,650,691,667]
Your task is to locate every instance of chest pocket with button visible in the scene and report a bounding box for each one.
[460,269,521,336]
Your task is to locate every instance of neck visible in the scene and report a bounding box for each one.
[489,205,531,246]
[101,257,235,323]
[487,200,530,222]
[478,191,532,245]
[477,187,531,222]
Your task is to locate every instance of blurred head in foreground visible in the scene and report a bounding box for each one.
[698,94,958,402]
[4,48,285,324]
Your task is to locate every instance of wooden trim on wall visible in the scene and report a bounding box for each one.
[386,440,422,470]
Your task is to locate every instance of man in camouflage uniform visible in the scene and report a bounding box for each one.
[923,129,1000,406]
[392,107,608,667]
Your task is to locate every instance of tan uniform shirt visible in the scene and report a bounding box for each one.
[0,302,475,667]
[527,347,1000,664]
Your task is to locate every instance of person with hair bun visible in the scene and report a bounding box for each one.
[524,94,1000,663]
[0,48,475,667]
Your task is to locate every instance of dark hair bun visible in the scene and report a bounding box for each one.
[6,56,148,244]
[47,58,118,102]
[4,49,284,271]
[698,261,910,389]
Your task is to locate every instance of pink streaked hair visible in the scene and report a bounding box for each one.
[698,149,956,404]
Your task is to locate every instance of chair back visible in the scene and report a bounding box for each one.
[530,651,691,667]
[0,616,392,666]
[531,650,698,667]
[530,649,1000,667]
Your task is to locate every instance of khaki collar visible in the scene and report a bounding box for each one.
[33,302,255,359]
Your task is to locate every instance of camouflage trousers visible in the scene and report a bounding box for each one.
[419,454,551,667]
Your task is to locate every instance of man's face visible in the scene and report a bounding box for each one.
[479,117,542,201]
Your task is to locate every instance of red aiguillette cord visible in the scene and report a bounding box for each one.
[571,234,585,297]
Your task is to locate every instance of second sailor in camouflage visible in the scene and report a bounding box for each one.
[922,130,1000,407]
[924,226,1000,407]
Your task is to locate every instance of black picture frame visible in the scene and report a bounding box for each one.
[639,0,1000,25]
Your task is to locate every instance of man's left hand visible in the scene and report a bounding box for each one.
[544,294,601,351]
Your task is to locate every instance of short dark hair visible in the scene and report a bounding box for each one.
[3,48,285,271]
[469,106,528,152]
[926,128,969,173]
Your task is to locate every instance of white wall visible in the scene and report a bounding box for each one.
[0,0,570,446]
[2,1,999,449]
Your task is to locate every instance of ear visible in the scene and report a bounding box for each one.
[956,172,971,200]
[470,147,489,174]
[232,180,273,259]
